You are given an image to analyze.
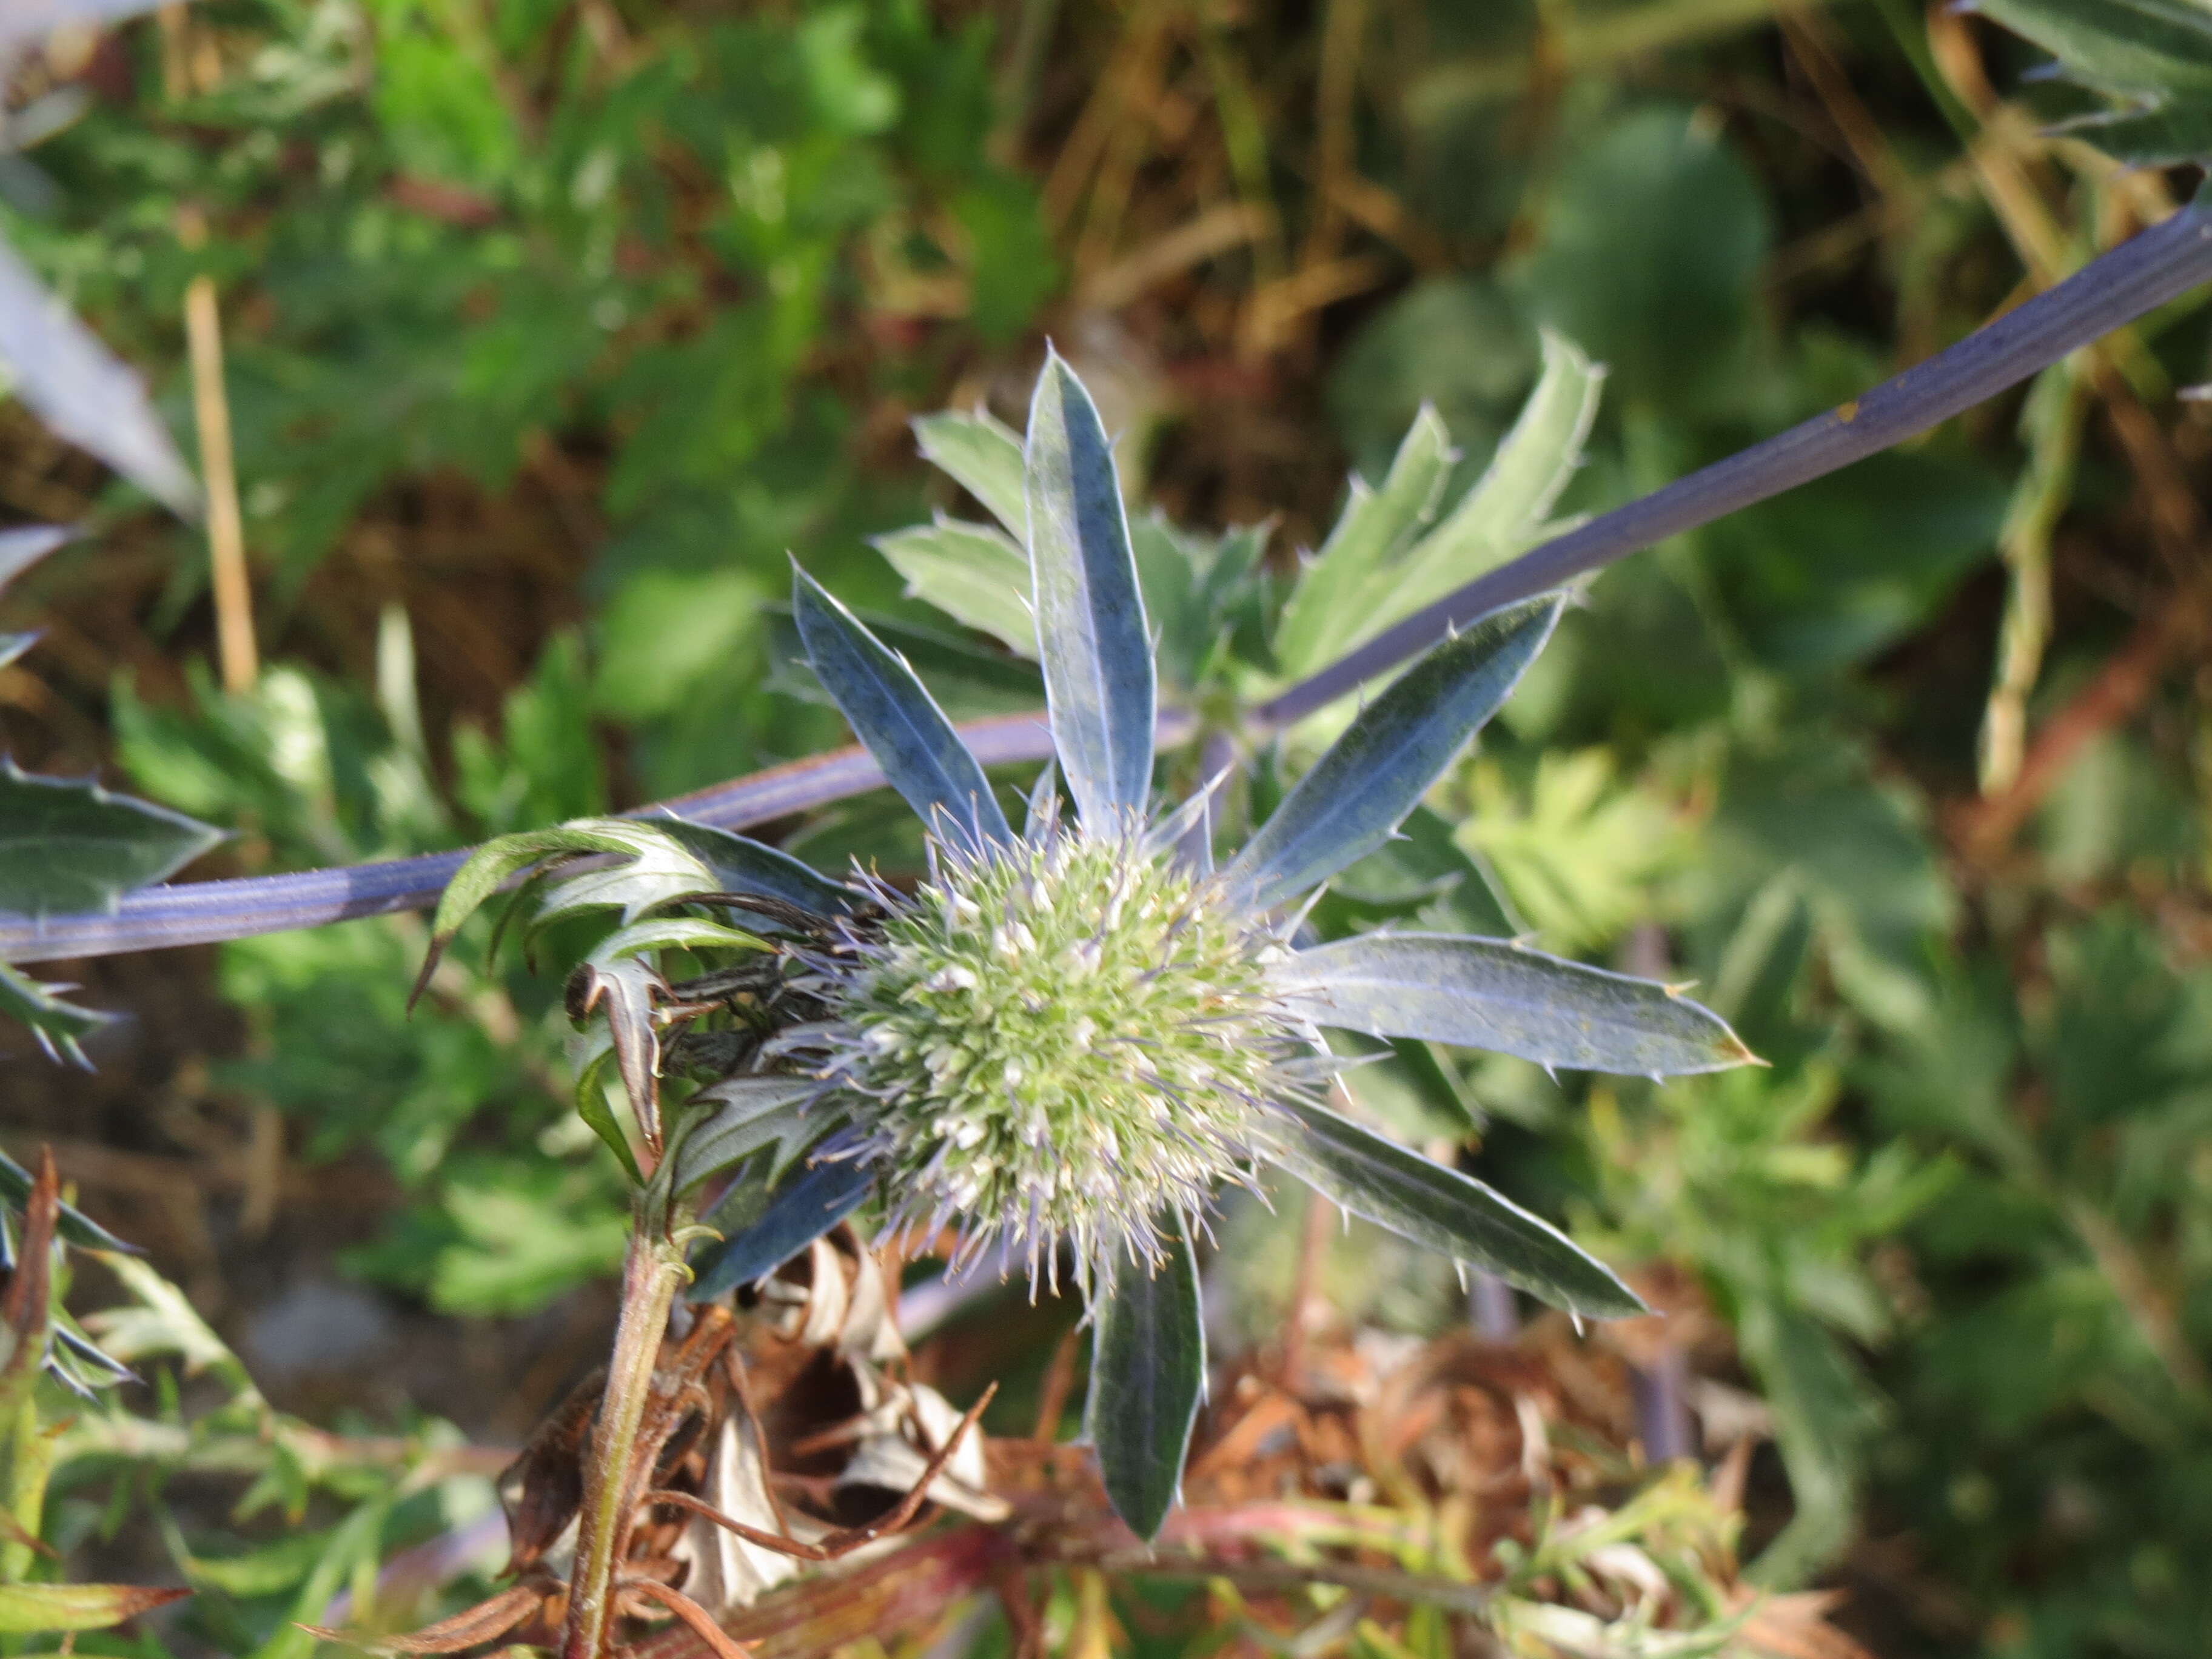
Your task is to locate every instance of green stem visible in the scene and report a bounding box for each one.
[0,1389,43,1587]
[561,1201,688,1659]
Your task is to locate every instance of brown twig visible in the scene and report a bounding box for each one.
[176,207,256,695]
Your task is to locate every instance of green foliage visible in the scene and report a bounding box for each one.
[1975,0,2212,163]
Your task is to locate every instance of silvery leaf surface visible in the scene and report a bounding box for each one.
[873,516,1036,656]
[1085,1213,1204,1541]
[686,1152,875,1301]
[792,565,1011,850]
[0,235,198,518]
[1273,404,1454,678]
[1267,1096,1642,1319]
[1,527,66,669]
[1224,594,1563,911]
[1025,350,1156,828]
[912,407,1028,537]
[0,525,66,594]
[1272,932,1755,1076]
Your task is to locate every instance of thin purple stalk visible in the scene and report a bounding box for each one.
[7,199,2210,965]
[0,712,1057,964]
[1256,195,2212,729]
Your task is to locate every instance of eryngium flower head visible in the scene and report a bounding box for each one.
[817,826,1291,1276]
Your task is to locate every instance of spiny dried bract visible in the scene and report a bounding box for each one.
[828,832,1290,1274]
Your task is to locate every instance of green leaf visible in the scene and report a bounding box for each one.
[670,1077,822,1194]
[0,757,223,919]
[571,1028,646,1185]
[913,407,1028,537]
[1024,349,1156,828]
[535,820,851,933]
[170,1526,335,1598]
[1267,1096,1644,1319]
[1510,106,1771,411]
[1977,0,2212,161]
[0,1145,136,1252]
[1086,1213,1205,1541]
[1226,594,1563,911]
[0,1583,189,1634]
[791,564,1013,850]
[0,960,116,1070]
[1272,932,1755,1076]
[686,1152,875,1301]
[874,517,1036,655]
[1986,0,2212,87]
[1275,404,1455,677]
[415,822,643,995]
[0,233,200,520]
[1384,330,1603,620]
[0,526,63,672]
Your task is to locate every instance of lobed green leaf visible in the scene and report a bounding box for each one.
[1385,331,1603,621]
[913,407,1030,538]
[874,517,1037,655]
[1275,404,1455,677]
[669,1077,822,1195]
[0,758,224,920]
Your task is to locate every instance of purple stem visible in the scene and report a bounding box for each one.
[1255,195,2212,729]
[0,712,1053,964]
[1630,1346,1698,1466]
[7,200,2211,964]
[1469,1271,1520,1340]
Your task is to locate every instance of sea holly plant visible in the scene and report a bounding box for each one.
[424,354,1754,1558]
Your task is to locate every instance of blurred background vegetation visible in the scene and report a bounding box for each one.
[4,0,2212,1654]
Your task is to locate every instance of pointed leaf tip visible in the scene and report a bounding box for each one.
[1024,352,1156,829]
[1267,1098,1644,1320]
[1272,933,1753,1077]
[1227,594,1563,910]
[1086,1217,1205,1540]
[791,565,1012,850]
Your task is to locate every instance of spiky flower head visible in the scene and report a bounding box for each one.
[815,820,1292,1278]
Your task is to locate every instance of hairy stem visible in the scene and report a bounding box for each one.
[564,1203,688,1659]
